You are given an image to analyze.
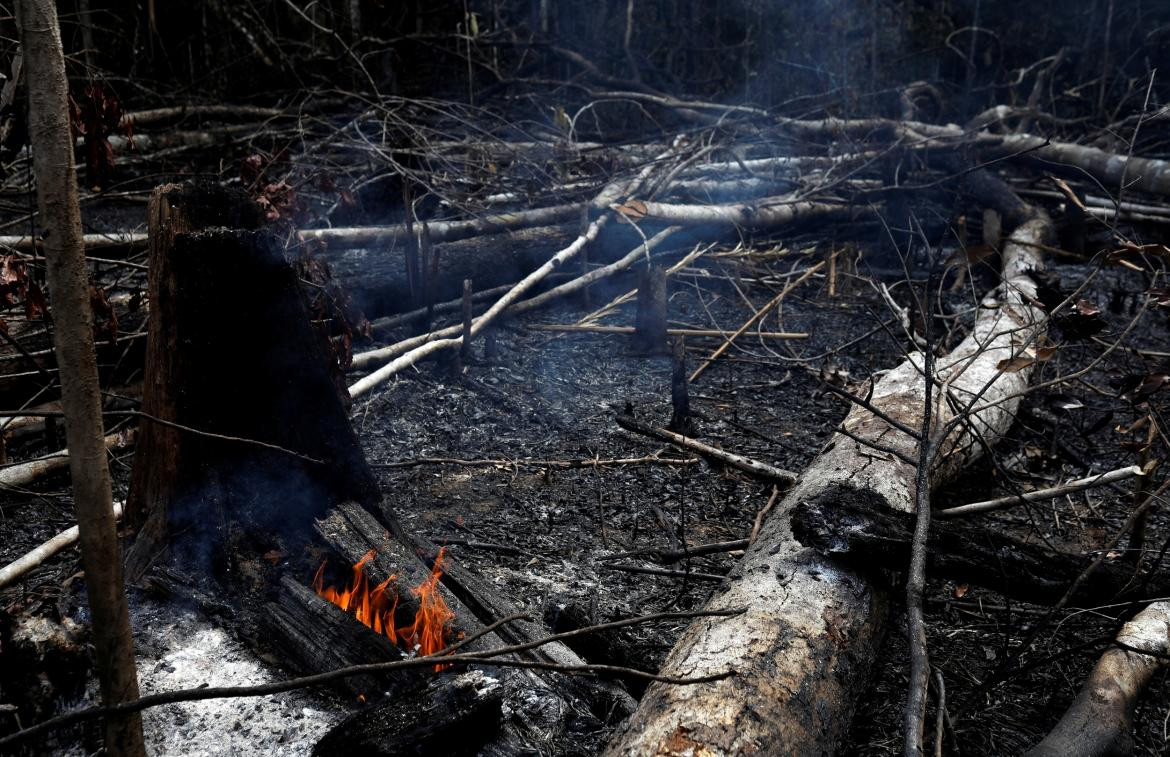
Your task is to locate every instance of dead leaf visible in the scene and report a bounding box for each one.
[1120,373,1170,404]
[996,345,1056,373]
[612,199,648,220]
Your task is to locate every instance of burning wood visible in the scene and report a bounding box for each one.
[312,547,455,666]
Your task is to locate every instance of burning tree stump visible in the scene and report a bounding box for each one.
[125,182,379,579]
[124,183,635,753]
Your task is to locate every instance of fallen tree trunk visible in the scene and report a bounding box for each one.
[605,201,1053,755]
[1027,601,1170,757]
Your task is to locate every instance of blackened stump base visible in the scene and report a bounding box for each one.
[125,182,378,581]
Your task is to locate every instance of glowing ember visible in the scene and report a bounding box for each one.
[312,547,454,668]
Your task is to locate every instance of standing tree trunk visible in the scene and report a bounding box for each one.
[16,2,146,755]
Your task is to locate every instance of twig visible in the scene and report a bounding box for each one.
[527,324,808,340]
[689,261,824,382]
[601,538,750,564]
[748,486,781,545]
[603,563,725,582]
[373,454,698,469]
[615,414,797,485]
[935,465,1143,519]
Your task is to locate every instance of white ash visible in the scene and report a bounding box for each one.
[131,597,344,756]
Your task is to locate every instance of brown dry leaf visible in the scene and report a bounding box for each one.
[1049,176,1087,211]
[996,345,1055,373]
[613,199,648,220]
[1106,243,1170,271]
[1116,415,1150,435]
[262,549,284,565]
[996,355,1036,373]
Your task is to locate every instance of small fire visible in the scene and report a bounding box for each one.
[312,547,454,668]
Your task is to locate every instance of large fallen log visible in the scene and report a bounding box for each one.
[1027,601,1170,757]
[605,198,1053,754]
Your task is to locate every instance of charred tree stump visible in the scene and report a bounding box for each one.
[667,335,695,435]
[125,182,378,580]
[632,265,669,355]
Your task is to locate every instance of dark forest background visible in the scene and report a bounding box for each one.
[9,1,1170,140]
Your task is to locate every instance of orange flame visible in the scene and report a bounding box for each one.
[312,547,453,669]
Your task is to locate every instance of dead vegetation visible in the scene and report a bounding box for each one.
[1,2,1170,756]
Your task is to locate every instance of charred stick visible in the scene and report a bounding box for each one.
[459,278,473,363]
[601,538,749,564]
[667,335,695,435]
[372,455,698,469]
[527,324,808,339]
[603,563,725,582]
[421,221,436,332]
[615,413,797,485]
[632,264,669,355]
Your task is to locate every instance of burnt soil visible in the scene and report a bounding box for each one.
[2,189,1170,755]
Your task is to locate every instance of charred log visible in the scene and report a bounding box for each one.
[791,496,1170,606]
[264,578,422,700]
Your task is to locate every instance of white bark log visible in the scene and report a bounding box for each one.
[1027,602,1170,757]
[0,500,125,590]
[605,213,1053,756]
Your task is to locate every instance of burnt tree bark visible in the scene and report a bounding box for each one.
[125,183,378,580]
[17,0,145,754]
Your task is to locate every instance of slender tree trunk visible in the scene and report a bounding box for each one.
[16,2,146,755]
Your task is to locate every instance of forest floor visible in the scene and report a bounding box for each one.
[1,104,1169,755]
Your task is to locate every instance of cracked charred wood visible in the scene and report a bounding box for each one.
[311,670,506,757]
[263,578,421,699]
[632,265,669,355]
[125,183,378,581]
[1027,601,1170,757]
[606,204,1053,756]
[790,497,1170,606]
[292,500,633,753]
[327,500,636,716]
